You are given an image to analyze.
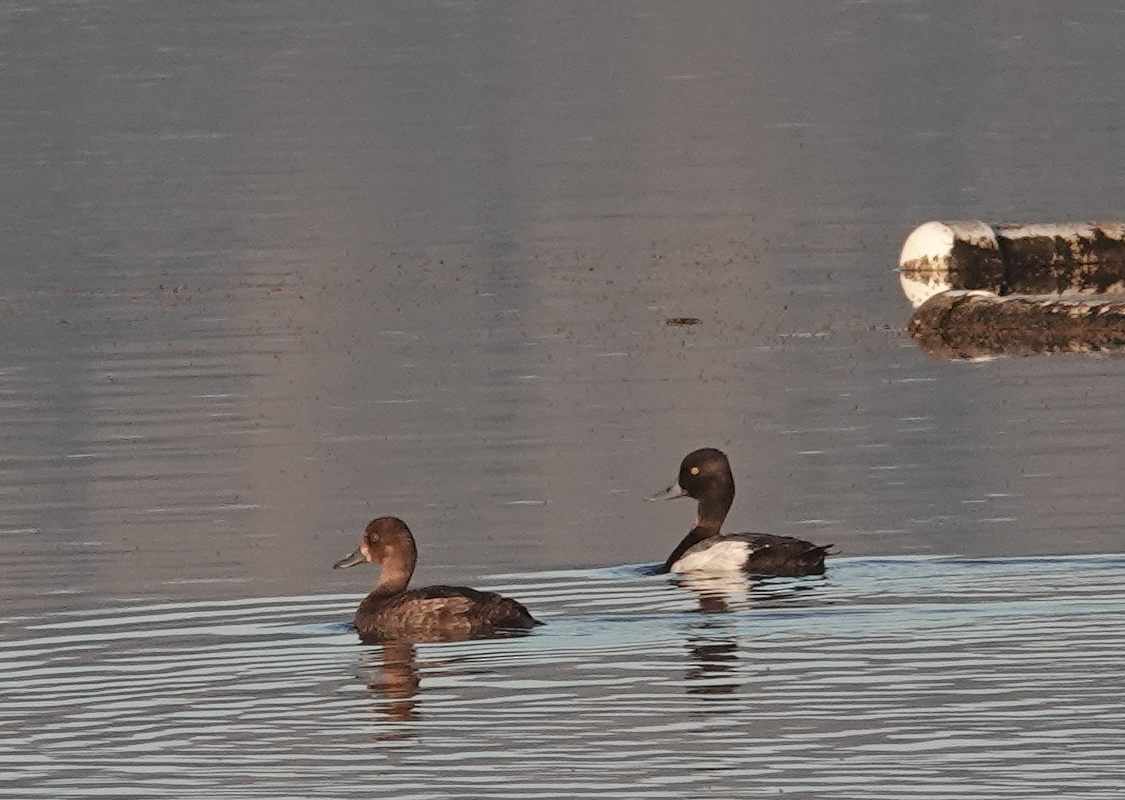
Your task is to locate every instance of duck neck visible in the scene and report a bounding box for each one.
[371,548,416,597]
[694,486,733,533]
[660,482,733,572]
[663,525,717,572]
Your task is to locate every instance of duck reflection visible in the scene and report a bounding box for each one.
[358,641,421,723]
[674,572,754,613]
[673,575,830,708]
[684,636,741,696]
[355,629,532,728]
[675,571,826,613]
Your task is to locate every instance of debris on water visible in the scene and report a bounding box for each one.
[908,290,1125,360]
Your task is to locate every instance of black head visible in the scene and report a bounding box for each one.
[674,448,733,499]
[648,447,736,535]
[649,447,734,501]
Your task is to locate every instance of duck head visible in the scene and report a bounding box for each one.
[334,516,418,593]
[648,447,735,530]
[649,448,734,500]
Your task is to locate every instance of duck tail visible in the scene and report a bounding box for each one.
[798,543,833,574]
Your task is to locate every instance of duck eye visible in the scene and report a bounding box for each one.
[689,466,700,476]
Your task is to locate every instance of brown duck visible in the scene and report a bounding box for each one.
[334,516,540,642]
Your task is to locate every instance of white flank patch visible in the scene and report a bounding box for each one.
[671,539,752,573]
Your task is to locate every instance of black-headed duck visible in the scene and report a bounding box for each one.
[333,516,540,641]
[650,448,831,577]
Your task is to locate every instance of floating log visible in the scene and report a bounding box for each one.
[899,221,1125,307]
[908,291,1125,360]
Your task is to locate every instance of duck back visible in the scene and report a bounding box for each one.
[672,532,830,577]
[741,533,830,577]
[356,586,539,641]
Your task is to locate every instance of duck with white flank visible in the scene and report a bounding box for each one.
[650,448,831,577]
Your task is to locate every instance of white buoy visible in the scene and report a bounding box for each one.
[898,221,1125,307]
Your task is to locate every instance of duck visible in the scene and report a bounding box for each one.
[333,516,540,641]
[649,447,831,577]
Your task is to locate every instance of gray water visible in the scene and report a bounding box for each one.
[2,1,1124,797]
[6,557,1125,798]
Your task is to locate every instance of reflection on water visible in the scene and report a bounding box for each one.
[684,637,741,697]
[679,572,754,613]
[360,641,421,724]
[4,556,1125,798]
[675,571,828,613]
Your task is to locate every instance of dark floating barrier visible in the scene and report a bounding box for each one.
[899,221,1125,308]
[900,221,1125,359]
[908,291,1125,360]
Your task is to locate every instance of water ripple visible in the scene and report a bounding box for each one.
[1,555,1124,797]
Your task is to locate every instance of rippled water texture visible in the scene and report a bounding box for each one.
[1,0,1124,797]
[5,556,1125,798]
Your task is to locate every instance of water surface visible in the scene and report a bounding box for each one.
[1,0,1123,796]
[4,556,1125,798]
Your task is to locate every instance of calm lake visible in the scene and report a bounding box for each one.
[2,1,1123,797]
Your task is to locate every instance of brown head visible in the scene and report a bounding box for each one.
[333,516,419,595]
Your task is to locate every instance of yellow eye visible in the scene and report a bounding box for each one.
[689,466,700,476]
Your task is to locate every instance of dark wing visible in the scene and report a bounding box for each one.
[729,532,832,577]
